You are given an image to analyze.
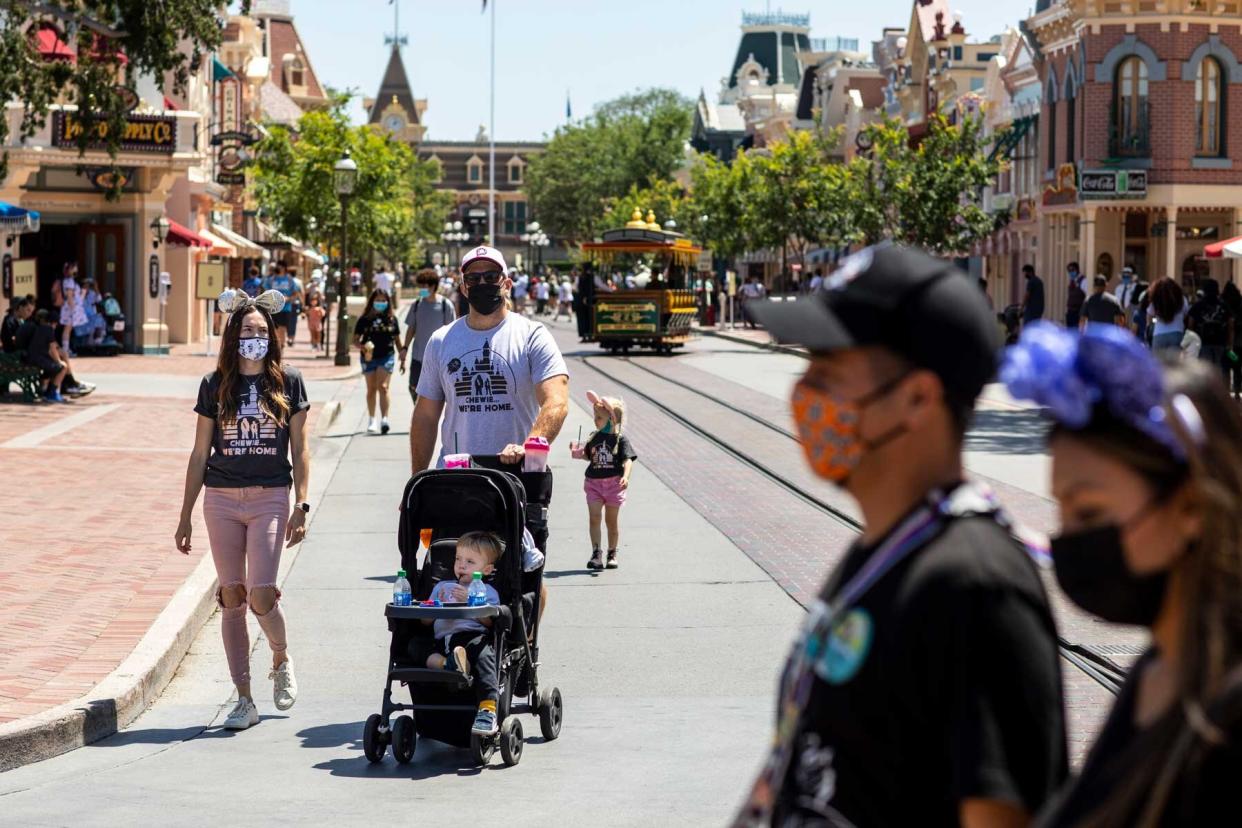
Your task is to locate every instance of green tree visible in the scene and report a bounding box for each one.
[0,1,247,195]
[252,95,449,277]
[601,177,688,231]
[684,151,750,261]
[525,87,692,245]
[847,114,1007,255]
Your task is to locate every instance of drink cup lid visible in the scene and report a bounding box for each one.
[397,569,406,578]
[524,436,549,449]
[472,571,483,579]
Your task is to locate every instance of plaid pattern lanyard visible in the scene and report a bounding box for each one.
[733,483,1008,827]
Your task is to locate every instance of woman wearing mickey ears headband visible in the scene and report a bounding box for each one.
[174,288,312,731]
[1003,322,1242,827]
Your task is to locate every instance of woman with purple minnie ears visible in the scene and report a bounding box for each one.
[1003,321,1242,826]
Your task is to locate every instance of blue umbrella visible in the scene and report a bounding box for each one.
[0,203,40,234]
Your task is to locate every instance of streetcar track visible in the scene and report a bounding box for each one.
[579,353,1127,695]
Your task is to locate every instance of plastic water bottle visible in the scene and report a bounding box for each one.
[467,572,487,607]
[393,570,412,607]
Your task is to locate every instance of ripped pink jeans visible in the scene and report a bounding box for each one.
[202,485,290,687]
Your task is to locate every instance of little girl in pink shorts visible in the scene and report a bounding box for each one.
[575,390,636,570]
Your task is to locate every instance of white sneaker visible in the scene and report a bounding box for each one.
[223,696,259,730]
[366,418,380,434]
[270,658,298,711]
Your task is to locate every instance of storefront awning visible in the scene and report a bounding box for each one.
[297,246,324,265]
[165,218,209,248]
[197,228,237,257]
[1204,236,1242,259]
[211,223,264,257]
[35,26,75,63]
[0,202,41,233]
[212,56,235,82]
[988,115,1035,162]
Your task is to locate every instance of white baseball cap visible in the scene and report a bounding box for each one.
[460,244,507,273]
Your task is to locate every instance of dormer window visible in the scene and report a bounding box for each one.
[467,155,483,183]
[507,157,524,183]
[283,54,306,92]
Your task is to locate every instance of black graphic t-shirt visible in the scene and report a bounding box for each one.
[356,313,401,360]
[584,432,636,479]
[774,516,1067,826]
[194,367,310,488]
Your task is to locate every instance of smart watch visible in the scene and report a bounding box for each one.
[297,502,311,513]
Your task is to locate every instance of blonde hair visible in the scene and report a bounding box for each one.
[458,530,503,565]
[597,395,625,438]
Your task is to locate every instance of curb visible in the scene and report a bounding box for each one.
[0,396,348,773]
[697,327,809,359]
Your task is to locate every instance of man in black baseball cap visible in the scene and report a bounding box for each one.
[735,244,1066,827]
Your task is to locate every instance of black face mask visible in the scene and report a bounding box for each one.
[466,283,504,315]
[1050,523,1170,626]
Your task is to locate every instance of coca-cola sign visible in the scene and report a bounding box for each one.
[1081,169,1148,200]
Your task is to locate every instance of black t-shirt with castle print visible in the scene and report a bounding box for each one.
[194,367,310,488]
[584,431,636,479]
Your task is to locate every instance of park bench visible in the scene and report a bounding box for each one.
[0,351,41,403]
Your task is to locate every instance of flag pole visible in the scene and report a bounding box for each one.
[488,0,496,245]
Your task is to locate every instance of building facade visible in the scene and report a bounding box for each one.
[1028,0,1242,322]
[363,41,547,268]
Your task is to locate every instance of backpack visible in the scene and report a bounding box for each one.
[1198,299,1230,344]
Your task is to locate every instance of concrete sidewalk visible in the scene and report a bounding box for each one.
[0,377,801,826]
[0,348,354,770]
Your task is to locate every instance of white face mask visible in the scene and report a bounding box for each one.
[238,336,269,362]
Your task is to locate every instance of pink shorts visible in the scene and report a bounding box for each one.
[584,475,627,507]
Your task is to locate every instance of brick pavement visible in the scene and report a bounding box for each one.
[0,361,328,726]
[559,330,1143,762]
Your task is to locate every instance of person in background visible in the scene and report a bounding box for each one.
[554,276,574,321]
[267,262,295,350]
[1186,277,1233,380]
[1148,277,1190,355]
[1132,281,1152,342]
[1020,264,1045,328]
[285,268,304,347]
[1223,281,1242,398]
[2,296,32,353]
[574,266,595,341]
[25,309,69,402]
[58,262,86,356]
[303,291,326,352]
[401,268,456,404]
[354,288,400,435]
[76,278,105,345]
[1003,325,1242,827]
[511,267,529,315]
[1115,265,1140,317]
[243,265,263,297]
[739,274,767,329]
[533,276,550,316]
[375,264,397,309]
[738,245,1067,827]
[809,269,825,293]
[1065,262,1086,329]
[1080,275,1127,329]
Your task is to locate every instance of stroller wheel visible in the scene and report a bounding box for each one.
[537,686,563,741]
[391,715,416,764]
[363,713,387,763]
[500,716,524,766]
[470,732,496,766]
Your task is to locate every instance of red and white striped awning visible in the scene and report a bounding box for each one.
[1204,236,1242,259]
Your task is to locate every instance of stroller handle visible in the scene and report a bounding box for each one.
[385,603,500,621]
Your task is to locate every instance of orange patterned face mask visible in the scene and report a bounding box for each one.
[791,374,909,483]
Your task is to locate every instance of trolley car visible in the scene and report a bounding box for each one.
[581,210,701,354]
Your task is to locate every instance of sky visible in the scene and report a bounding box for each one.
[293,0,1034,142]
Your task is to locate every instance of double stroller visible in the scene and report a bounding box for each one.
[362,457,563,767]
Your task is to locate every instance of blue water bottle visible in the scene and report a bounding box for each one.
[467,572,487,607]
[393,570,412,607]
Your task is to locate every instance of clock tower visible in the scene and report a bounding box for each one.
[364,43,426,144]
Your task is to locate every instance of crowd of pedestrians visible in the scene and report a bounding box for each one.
[1019,260,1241,398]
[1,261,100,403]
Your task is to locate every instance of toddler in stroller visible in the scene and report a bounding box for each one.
[364,461,563,767]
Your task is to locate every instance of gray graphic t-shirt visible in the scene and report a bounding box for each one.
[416,314,567,467]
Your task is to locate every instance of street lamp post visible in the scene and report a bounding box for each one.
[332,150,358,367]
[535,231,549,272]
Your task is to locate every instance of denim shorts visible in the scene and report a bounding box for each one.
[362,352,396,374]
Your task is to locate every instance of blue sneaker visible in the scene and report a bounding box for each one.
[471,707,498,735]
[45,389,66,403]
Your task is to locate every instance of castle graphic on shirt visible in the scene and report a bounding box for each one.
[590,439,615,470]
[220,381,279,455]
[448,339,514,413]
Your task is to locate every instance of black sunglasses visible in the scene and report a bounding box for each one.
[463,270,505,286]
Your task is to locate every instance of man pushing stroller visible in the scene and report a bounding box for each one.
[410,531,503,735]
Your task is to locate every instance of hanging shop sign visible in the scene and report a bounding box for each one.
[1080,169,1148,200]
[212,127,259,186]
[197,261,226,300]
[11,258,36,297]
[1041,163,1079,207]
[53,112,177,153]
[2,253,10,298]
[148,253,160,298]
